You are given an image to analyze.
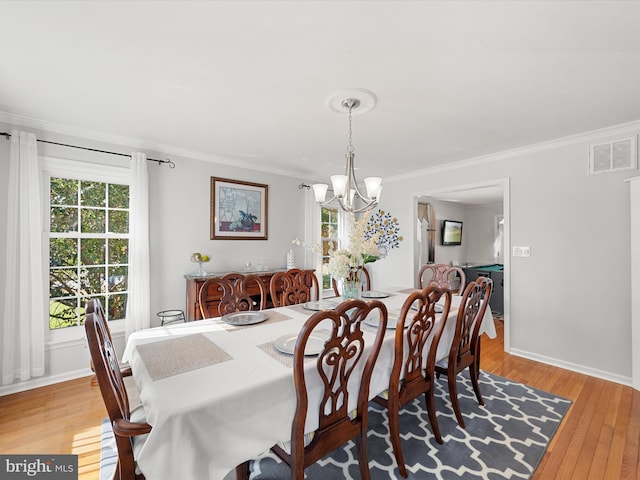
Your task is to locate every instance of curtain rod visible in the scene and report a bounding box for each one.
[0,131,175,168]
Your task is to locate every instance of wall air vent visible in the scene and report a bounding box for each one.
[589,136,637,175]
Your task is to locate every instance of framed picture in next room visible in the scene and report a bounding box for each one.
[210,177,268,240]
[441,219,463,246]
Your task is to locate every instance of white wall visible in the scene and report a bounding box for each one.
[376,129,636,385]
[430,200,467,266]
[0,123,307,393]
[463,202,504,265]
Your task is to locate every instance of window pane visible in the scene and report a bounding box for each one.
[80,181,106,207]
[50,268,78,298]
[109,293,128,320]
[321,207,337,223]
[322,240,337,256]
[81,266,106,294]
[51,207,78,232]
[81,238,105,265]
[109,210,129,234]
[49,298,80,329]
[81,295,106,324]
[50,238,77,267]
[50,177,78,205]
[81,208,106,233]
[108,266,128,292]
[109,184,129,209]
[109,238,128,264]
[49,175,130,330]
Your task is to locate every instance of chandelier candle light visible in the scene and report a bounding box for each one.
[312,96,382,213]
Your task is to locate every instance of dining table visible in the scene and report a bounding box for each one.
[122,287,497,480]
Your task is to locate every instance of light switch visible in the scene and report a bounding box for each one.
[512,246,531,257]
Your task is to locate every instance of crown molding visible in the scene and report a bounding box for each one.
[0,110,301,179]
[3,110,639,184]
[386,119,640,183]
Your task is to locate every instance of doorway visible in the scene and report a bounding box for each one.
[414,178,510,352]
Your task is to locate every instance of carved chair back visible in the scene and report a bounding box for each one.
[85,312,151,480]
[375,285,451,476]
[272,299,387,479]
[417,263,466,293]
[435,276,492,428]
[270,269,319,307]
[199,273,266,318]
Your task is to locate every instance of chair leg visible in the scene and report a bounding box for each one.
[424,387,443,444]
[290,462,304,480]
[387,397,408,478]
[469,363,484,406]
[447,373,466,429]
[356,426,372,480]
[235,461,249,480]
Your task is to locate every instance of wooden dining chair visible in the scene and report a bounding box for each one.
[373,285,452,478]
[331,265,371,297]
[85,311,151,480]
[269,268,319,307]
[85,298,132,378]
[269,298,388,480]
[198,273,266,318]
[435,276,492,428]
[417,263,466,293]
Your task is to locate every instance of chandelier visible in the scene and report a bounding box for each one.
[312,97,382,214]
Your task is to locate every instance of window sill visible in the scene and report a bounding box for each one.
[47,318,125,347]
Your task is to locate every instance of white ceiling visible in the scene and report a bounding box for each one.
[2,1,640,188]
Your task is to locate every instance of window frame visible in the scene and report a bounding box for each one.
[320,207,339,294]
[41,157,131,343]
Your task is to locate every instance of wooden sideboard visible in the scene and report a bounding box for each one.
[184,269,289,321]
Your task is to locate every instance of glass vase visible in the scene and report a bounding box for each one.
[343,280,360,299]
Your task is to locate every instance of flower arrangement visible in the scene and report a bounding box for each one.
[327,213,380,289]
[291,213,381,297]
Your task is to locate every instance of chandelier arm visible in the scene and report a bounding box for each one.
[344,152,373,203]
[352,199,379,214]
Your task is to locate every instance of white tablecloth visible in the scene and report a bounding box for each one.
[122,289,496,480]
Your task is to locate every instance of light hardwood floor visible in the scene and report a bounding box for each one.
[1,320,639,480]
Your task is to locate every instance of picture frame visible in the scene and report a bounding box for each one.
[210,177,268,240]
[441,219,463,246]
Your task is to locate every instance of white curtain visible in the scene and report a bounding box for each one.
[124,152,151,339]
[2,130,46,384]
[302,187,324,294]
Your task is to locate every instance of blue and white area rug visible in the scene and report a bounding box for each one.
[101,372,571,480]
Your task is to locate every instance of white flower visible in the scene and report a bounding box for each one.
[327,249,354,279]
[326,213,380,279]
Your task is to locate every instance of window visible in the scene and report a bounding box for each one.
[320,207,338,290]
[48,176,130,329]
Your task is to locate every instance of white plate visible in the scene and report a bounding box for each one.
[364,313,404,330]
[410,303,444,313]
[302,301,338,311]
[221,311,268,326]
[274,333,326,356]
[361,291,390,299]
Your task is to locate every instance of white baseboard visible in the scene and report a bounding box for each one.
[509,348,632,387]
[0,368,93,397]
